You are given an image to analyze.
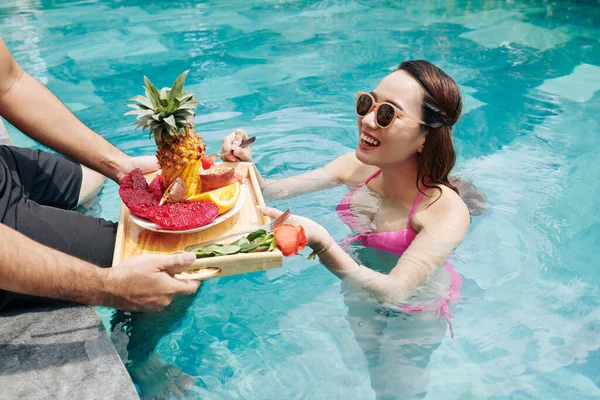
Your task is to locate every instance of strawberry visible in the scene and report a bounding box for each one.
[201,156,215,170]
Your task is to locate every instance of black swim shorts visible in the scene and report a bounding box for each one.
[0,145,117,309]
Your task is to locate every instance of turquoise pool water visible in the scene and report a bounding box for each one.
[2,0,600,398]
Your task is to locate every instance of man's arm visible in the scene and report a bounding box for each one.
[0,223,200,311]
[0,38,133,182]
[0,222,107,305]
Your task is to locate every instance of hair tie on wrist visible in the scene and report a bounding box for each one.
[308,237,335,260]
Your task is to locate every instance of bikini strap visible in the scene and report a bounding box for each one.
[363,169,381,185]
[408,177,429,228]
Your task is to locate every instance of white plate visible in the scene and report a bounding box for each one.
[129,185,246,234]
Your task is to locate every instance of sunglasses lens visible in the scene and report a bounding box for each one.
[377,103,396,127]
[356,94,373,116]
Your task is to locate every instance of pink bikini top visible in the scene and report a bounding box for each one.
[335,169,423,256]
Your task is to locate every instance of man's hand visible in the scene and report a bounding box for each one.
[103,252,200,311]
[220,129,253,162]
[116,155,160,183]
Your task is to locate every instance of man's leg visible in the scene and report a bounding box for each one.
[0,146,116,309]
[1,145,105,209]
[11,199,117,267]
[78,165,106,209]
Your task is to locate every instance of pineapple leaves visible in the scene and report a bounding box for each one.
[163,115,177,129]
[169,70,189,102]
[159,88,171,101]
[144,76,161,109]
[150,121,163,132]
[154,126,164,142]
[132,120,147,130]
[164,100,179,115]
[174,116,188,125]
[126,103,147,111]
[125,108,154,117]
[127,95,153,109]
[177,102,199,110]
[176,92,194,103]
[127,71,201,141]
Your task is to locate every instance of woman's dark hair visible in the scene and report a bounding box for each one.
[398,60,485,215]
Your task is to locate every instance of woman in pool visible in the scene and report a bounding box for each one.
[222,60,483,397]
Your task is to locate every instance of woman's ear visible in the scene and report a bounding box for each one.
[417,136,426,153]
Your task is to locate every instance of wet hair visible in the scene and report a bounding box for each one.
[398,60,485,216]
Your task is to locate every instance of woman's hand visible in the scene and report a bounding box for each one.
[220,129,253,162]
[258,206,331,249]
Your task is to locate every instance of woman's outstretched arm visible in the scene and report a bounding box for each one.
[260,190,470,304]
[220,130,374,201]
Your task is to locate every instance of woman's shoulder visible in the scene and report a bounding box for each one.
[323,151,377,185]
[413,184,470,239]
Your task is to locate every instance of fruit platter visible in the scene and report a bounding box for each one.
[123,167,246,234]
[113,161,284,280]
[112,71,285,279]
[118,70,246,233]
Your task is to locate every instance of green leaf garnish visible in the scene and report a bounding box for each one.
[191,229,278,259]
[247,229,267,242]
[212,245,241,255]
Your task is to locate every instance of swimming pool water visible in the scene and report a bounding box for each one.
[2,0,599,398]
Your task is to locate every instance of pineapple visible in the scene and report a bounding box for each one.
[126,70,205,197]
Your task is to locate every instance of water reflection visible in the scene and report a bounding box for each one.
[109,295,197,399]
[339,243,455,399]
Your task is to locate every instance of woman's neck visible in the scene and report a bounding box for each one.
[374,157,423,206]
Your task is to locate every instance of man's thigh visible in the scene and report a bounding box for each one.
[12,199,117,267]
[0,145,82,209]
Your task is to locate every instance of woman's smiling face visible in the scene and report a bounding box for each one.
[356,70,427,167]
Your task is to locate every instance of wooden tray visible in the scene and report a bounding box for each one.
[112,162,282,280]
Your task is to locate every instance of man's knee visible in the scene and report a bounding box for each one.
[78,166,106,208]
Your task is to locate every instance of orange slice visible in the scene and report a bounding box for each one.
[187,182,240,214]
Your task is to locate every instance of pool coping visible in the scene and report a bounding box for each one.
[0,120,139,399]
[0,304,139,399]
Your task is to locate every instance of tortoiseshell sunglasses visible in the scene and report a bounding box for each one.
[355,92,425,128]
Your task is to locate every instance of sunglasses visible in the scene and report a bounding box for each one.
[355,92,425,128]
